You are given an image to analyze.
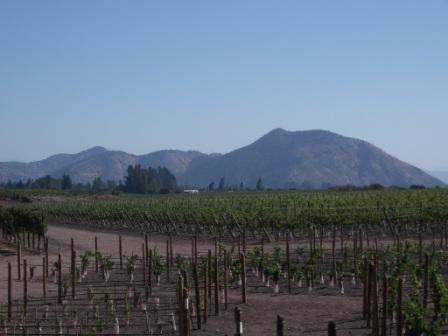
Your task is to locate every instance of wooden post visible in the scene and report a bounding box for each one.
[418,230,423,264]
[142,243,147,291]
[367,263,373,327]
[242,229,246,254]
[203,264,208,323]
[362,259,368,320]
[42,257,47,304]
[332,228,336,274]
[208,250,212,304]
[396,278,403,336]
[224,249,229,310]
[166,239,170,283]
[194,233,198,264]
[241,253,247,304]
[381,275,387,336]
[148,248,152,288]
[193,263,202,329]
[45,237,49,277]
[286,234,291,293]
[145,234,149,268]
[144,247,149,301]
[234,307,242,336]
[214,243,220,316]
[119,235,123,270]
[23,259,28,315]
[17,240,21,280]
[94,236,98,273]
[277,315,284,336]
[57,254,62,304]
[353,237,358,281]
[328,321,336,336]
[71,250,76,299]
[70,238,74,270]
[7,261,12,321]
[372,262,379,336]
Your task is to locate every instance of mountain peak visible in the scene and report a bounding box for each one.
[183,129,444,188]
[0,131,444,188]
[81,146,108,154]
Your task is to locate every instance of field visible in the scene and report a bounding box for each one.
[1,188,448,335]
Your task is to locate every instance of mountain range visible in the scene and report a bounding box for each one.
[0,129,444,189]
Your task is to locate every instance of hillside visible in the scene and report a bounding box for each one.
[0,129,444,188]
[183,129,443,188]
[0,148,205,184]
[426,171,448,184]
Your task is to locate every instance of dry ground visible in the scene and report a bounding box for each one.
[0,223,369,335]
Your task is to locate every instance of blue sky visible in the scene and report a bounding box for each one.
[1,1,447,170]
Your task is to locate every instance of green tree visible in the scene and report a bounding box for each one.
[61,175,72,190]
[123,165,177,194]
[256,178,264,191]
[218,177,225,191]
[92,177,105,192]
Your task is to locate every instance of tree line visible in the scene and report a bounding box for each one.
[120,165,177,194]
[0,165,179,194]
[0,175,117,193]
[207,177,264,192]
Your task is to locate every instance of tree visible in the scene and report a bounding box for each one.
[208,182,215,191]
[61,175,72,190]
[218,177,225,191]
[239,182,244,191]
[123,165,177,194]
[256,178,264,191]
[92,177,105,192]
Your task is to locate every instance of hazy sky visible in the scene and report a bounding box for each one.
[1,1,447,170]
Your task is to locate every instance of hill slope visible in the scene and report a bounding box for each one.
[426,171,448,184]
[0,148,206,184]
[0,129,443,188]
[182,129,443,188]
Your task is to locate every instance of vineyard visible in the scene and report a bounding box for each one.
[1,188,448,335]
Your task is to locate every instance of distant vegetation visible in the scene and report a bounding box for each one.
[0,206,47,237]
[0,174,117,193]
[121,165,177,194]
[0,165,179,195]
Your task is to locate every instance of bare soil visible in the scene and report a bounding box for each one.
[0,223,369,335]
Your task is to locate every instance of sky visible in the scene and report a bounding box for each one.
[1,1,447,170]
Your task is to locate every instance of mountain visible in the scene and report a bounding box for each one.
[0,129,444,188]
[426,171,448,184]
[182,129,444,188]
[0,148,206,184]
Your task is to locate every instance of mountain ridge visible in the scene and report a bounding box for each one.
[0,129,444,188]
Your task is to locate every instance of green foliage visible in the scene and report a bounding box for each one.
[95,252,114,281]
[80,251,93,275]
[126,255,138,280]
[0,206,46,236]
[429,262,448,334]
[124,165,177,194]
